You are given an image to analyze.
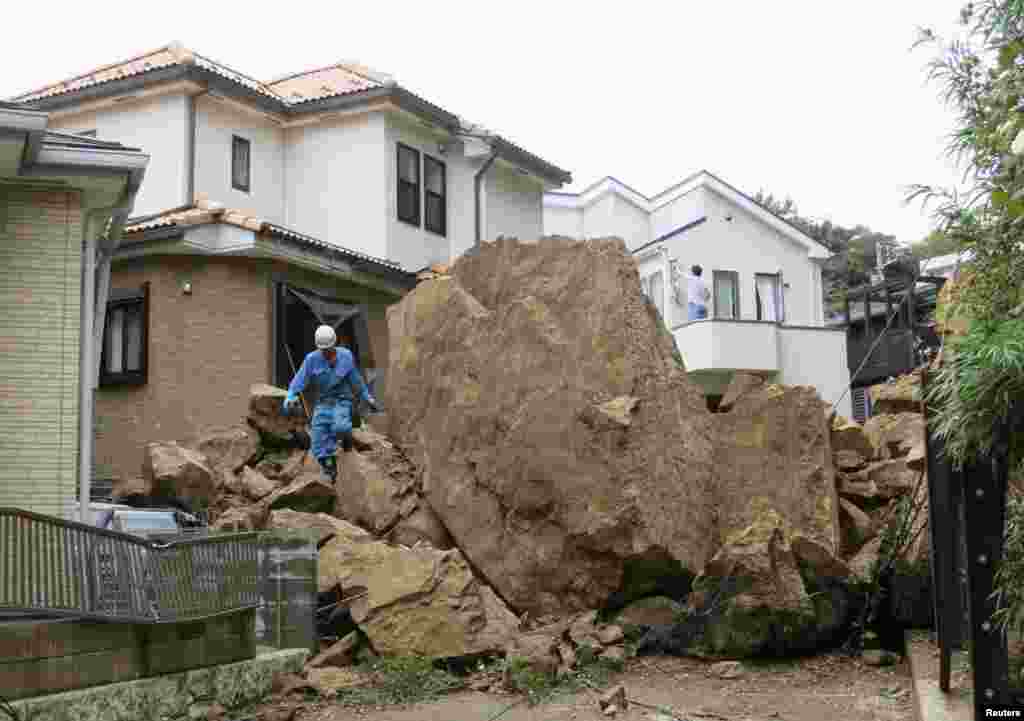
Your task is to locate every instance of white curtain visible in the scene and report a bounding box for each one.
[756,275,779,322]
[105,308,124,373]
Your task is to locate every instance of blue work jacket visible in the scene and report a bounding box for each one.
[286,347,371,405]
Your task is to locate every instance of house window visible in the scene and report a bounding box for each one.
[100,284,149,387]
[755,273,781,322]
[424,155,447,236]
[232,135,251,193]
[397,143,421,226]
[641,271,666,320]
[713,270,740,319]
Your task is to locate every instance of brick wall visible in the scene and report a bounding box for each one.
[95,255,397,481]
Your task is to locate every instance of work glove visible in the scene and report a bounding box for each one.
[281,394,300,416]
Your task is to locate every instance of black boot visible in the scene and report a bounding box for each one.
[319,455,337,481]
[341,432,354,453]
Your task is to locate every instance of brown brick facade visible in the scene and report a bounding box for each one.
[95,255,395,481]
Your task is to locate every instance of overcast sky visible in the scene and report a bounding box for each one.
[3,1,969,244]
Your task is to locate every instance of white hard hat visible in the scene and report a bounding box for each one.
[314,325,337,350]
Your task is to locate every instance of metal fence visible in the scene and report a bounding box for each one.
[0,507,260,623]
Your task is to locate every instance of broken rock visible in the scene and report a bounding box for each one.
[614,596,685,627]
[192,425,261,475]
[239,466,277,500]
[387,503,454,550]
[264,476,335,515]
[870,372,922,415]
[318,529,518,658]
[864,413,925,461]
[248,384,307,438]
[839,498,875,554]
[210,504,268,532]
[142,442,215,508]
[384,237,716,616]
[709,660,744,679]
[831,416,876,459]
[598,684,628,713]
[307,631,360,668]
[267,509,367,546]
[334,447,403,535]
[719,372,766,412]
[835,449,868,471]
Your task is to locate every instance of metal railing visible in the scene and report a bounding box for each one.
[0,507,260,623]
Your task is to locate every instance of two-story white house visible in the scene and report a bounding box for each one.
[544,171,852,418]
[8,42,572,487]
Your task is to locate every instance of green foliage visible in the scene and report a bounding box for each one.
[498,648,625,707]
[333,656,462,707]
[925,317,1024,467]
[911,230,961,259]
[993,493,1024,634]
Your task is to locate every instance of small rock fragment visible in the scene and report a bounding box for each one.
[598,684,628,713]
[597,625,625,645]
[709,660,744,679]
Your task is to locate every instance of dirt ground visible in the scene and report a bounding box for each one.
[256,652,915,721]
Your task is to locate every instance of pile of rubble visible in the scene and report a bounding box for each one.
[111,236,933,674]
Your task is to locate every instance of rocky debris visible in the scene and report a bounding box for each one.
[719,372,767,412]
[599,645,627,663]
[867,459,918,498]
[870,372,922,415]
[267,509,358,546]
[305,667,370,696]
[864,413,925,461]
[111,476,150,500]
[271,673,314,698]
[614,596,685,627]
[862,649,900,667]
[264,476,336,515]
[307,631,360,668]
[504,628,561,677]
[709,660,744,679]
[837,476,880,501]
[597,624,625,646]
[386,503,454,550]
[831,416,876,460]
[848,537,882,584]
[835,449,867,471]
[235,466,277,500]
[210,504,268,532]
[385,237,716,616]
[839,498,875,554]
[248,384,307,440]
[192,425,261,475]
[598,684,628,715]
[318,524,518,658]
[556,641,577,676]
[334,451,403,534]
[141,442,215,508]
[579,395,640,429]
[569,610,605,650]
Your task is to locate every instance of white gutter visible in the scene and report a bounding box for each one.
[79,212,101,522]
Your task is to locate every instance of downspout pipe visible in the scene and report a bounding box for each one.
[473,149,499,250]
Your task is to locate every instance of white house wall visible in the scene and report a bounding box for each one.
[778,326,852,418]
[663,187,818,326]
[649,186,706,241]
[194,96,285,224]
[598,194,649,250]
[49,93,189,216]
[485,163,544,243]
[385,114,475,269]
[543,204,584,239]
[284,112,389,260]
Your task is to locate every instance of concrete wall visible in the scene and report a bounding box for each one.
[485,163,544,243]
[778,326,851,419]
[283,112,389,259]
[49,93,189,216]
[673,320,780,374]
[94,255,396,481]
[194,96,285,224]
[0,188,82,517]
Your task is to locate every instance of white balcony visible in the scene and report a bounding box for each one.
[673,319,780,373]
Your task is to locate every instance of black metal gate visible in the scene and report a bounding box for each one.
[925,369,1023,718]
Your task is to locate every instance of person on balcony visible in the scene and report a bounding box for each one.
[687,265,710,321]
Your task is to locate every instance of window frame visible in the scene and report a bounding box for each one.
[231,135,251,193]
[712,270,741,320]
[423,154,447,236]
[396,143,421,227]
[99,282,150,387]
[754,272,782,322]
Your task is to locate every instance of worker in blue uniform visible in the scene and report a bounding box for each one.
[282,325,378,481]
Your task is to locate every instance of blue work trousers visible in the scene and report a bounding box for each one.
[311,399,353,460]
[688,302,708,321]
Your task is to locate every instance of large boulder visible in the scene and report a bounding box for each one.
[712,384,839,554]
[248,384,307,439]
[384,237,716,616]
[830,416,876,461]
[210,504,269,532]
[318,523,519,658]
[141,442,215,508]
[192,425,261,475]
[387,504,454,550]
[334,439,414,536]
